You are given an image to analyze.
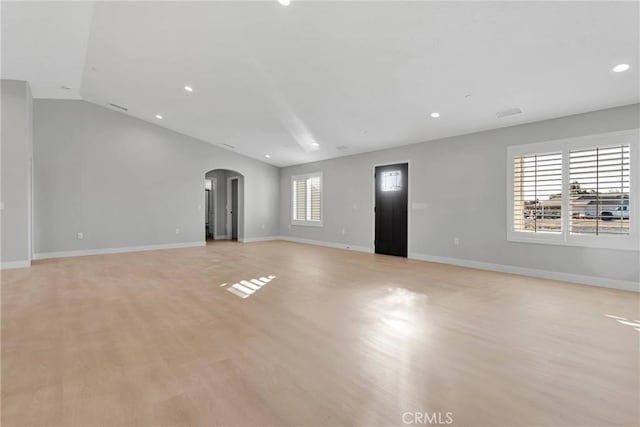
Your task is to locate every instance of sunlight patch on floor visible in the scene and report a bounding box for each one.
[226,275,276,299]
[605,314,640,332]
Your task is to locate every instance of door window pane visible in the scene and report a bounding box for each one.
[381,171,402,191]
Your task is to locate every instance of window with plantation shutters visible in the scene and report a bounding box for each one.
[507,130,638,251]
[570,145,630,235]
[292,173,323,226]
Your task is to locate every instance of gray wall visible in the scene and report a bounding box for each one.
[34,99,279,254]
[1,80,33,266]
[279,103,640,284]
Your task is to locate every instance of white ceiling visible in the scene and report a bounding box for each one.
[2,1,639,167]
[1,1,94,100]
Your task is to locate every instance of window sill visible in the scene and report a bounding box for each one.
[507,232,639,251]
[291,221,324,228]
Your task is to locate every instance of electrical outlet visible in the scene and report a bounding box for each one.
[341,228,346,235]
[453,237,460,246]
[77,232,84,240]
[175,228,180,235]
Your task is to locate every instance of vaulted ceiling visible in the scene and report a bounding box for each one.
[2,1,638,166]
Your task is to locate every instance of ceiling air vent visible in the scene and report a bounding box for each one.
[107,103,128,112]
[222,143,235,149]
[336,145,349,151]
[496,107,522,118]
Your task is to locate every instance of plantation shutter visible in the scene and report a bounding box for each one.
[292,174,322,223]
[569,145,630,235]
[309,176,321,221]
[513,152,563,232]
[293,179,307,221]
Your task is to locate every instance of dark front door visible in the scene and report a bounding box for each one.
[231,179,238,240]
[375,163,408,257]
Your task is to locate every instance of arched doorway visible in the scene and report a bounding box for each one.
[204,169,244,242]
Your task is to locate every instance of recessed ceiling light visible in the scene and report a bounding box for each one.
[265,154,271,158]
[278,0,291,5]
[184,85,194,92]
[311,142,320,147]
[612,63,630,73]
[155,114,163,119]
[430,112,440,118]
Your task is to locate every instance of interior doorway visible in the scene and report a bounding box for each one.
[205,178,215,241]
[204,169,244,242]
[228,177,239,240]
[374,162,408,257]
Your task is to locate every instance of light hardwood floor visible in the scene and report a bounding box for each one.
[2,241,639,426]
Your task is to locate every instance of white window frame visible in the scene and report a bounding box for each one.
[507,129,639,251]
[291,172,323,227]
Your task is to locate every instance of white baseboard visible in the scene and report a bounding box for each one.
[240,236,279,243]
[26,236,638,292]
[33,241,205,260]
[409,252,639,292]
[1,260,31,270]
[272,236,638,292]
[276,235,374,254]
